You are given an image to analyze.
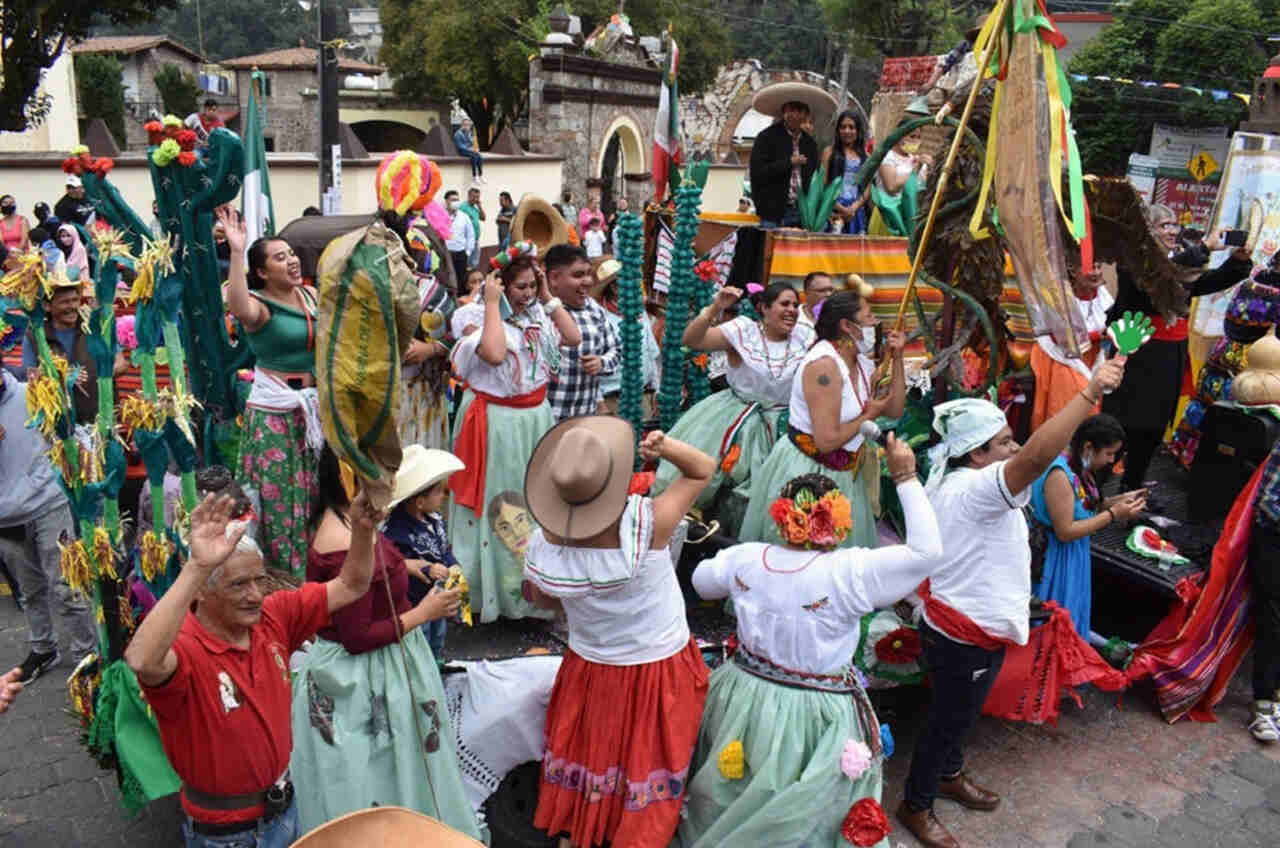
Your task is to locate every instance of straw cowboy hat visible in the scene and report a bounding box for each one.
[752,81,838,135]
[292,806,485,847]
[524,415,636,540]
[388,445,466,511]
[510,194,569,256]
[590,257,621,298]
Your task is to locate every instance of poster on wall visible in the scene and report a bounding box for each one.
[1126,153,1159,203]
[1195,132,1280,337]
[1149,124,1230,173]
[1154,177,1219,230]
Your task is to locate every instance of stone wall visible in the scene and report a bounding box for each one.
[528,41,661,208]
[232,68,318,153]
[114,47,203,150]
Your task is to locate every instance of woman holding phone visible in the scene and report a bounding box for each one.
[219,205,320,579]
[447,244,580,622]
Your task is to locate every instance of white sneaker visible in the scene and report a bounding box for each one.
[1249,701,1280,743]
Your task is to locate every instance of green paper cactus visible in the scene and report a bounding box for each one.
[614,212,647,464]
[657,182,703,431]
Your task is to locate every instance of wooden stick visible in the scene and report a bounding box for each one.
[894,0,1012,330]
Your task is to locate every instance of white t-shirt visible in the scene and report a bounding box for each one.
[583,229,607,258]
[523,497,689,665]
[692,480,941,673]
[923,460,1032,645]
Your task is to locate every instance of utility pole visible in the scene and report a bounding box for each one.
[318,0,340,211]
[837,34,851,116]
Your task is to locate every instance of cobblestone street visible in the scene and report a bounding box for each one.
[2,594,1278,846]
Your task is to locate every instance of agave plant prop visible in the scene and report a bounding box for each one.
[798,170,844,233]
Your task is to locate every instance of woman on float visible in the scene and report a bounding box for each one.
[867,123,930,238]
[447,244,580,622]
[822,110,871,235]
[521,420,715,848]
[740,286,906,549]
[219,204,318,578]
[652,282,813,528]
[680,439,940,848]
[290,446,481,839]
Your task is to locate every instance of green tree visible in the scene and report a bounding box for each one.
[819,0,968,59]
[74,53,128,146]
[1069,0,1264,175]
[1,0,174,132]
[722,0,832,72]
[380,0,729,144]
[155,63,203,117]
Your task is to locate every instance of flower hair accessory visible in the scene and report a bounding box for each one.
[745,282,764,295]
[490,240,537,271]
[767,485,853,548]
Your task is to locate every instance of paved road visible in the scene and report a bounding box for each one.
[2,590,1278,847]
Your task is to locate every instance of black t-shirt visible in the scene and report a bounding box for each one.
[54,194,94,226]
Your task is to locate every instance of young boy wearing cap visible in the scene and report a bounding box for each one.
[384,446,466,661]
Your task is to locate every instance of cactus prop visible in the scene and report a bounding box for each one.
[687,268,714,407]
[144,119,252,452]
[614,211,647,463]
[656,181,703,431]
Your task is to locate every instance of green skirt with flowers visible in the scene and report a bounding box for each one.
[738,437,878,549]
[237,406,317,579]
[677,661,888,848]
[652,389,784,517]
[447,389,554,623]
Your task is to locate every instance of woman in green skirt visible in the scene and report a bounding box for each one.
[680,444,941,848]
[447,247,580,622]
[653,282,812,530]
[739,287,905,549]
[290,446,482,839]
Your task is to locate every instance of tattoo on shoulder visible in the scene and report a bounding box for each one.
[816,374,831,386]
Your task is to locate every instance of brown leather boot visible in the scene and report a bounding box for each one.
[938,772,1001,811]
[896,802,961,848]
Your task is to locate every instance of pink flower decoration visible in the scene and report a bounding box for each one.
[265,415,288,435]
[745,282,764,295]
[261,483,281,501]
[840,739,873,780]
[264,447,287,463]
[115,315,138,351]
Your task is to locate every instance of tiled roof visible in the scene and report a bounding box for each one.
[71,35,204,63]
[220,47,383,74]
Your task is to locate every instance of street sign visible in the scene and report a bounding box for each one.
[1188,150,1219,182]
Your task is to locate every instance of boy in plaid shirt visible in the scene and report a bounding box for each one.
[544,244,620,420]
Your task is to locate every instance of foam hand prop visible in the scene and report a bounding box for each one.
[1106,311,1155,356]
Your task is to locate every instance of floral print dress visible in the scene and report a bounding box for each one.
[239,408,316,578]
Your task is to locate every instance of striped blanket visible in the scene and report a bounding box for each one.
[764,231,1032,362]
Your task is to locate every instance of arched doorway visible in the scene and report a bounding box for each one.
[349,120,426,154]
[597,115,646,216]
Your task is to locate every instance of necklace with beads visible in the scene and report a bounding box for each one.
[758,321,798,380]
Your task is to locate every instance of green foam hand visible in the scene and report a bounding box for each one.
[1106,311,1155,356]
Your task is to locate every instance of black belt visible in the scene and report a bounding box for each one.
[185,778,293,835]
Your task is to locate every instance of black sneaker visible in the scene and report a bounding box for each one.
[17,649,60,683]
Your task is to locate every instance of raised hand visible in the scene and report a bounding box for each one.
[349,488,385,537]
[639,429,666,463]
[215,205,246,255]
[188,494,247,572]
[885,329,907,355]
[1089,354,1128,398]
[713,286,742,312]
[1106,311,1155,356]
[885,433,917,479]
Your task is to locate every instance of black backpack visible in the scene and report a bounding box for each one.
[1189,403,1280,523]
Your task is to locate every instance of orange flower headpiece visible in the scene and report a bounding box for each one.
[768,484,852,549]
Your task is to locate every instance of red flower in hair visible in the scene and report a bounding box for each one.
[693,259,718,282]
[176,130,198,151]
[768,497,795,527]
[841,798,891,846]
[177,151,197,167]
[874,627,922,664]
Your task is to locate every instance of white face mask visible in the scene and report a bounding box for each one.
[857,325,876,354]
[448,200,459,212]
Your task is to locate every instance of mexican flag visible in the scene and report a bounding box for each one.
[652,36,681,203]
[242,70,275,245]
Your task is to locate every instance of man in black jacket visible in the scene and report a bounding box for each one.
[749,100,819,229]
[53,176,93,227]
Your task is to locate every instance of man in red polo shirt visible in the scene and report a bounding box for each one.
[125,491,381,847]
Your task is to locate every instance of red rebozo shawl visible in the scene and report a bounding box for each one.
[1123,465,1264,723]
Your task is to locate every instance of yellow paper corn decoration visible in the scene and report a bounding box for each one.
[717,740,746,780]
[445,565,473,627]
[59,538,93,595]
[139,531,173,582]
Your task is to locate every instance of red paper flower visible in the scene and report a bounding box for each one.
[144,120,166,144]
[92,157,115,175]
[693,259,718,282]
[842,798,891,846]
[628,471,655,495]
[177,151,197,167]
[768,497,794,527]
[176,129,198,151]
[874,627,922,664]
[692,353,709,370]
[807,498,837,546]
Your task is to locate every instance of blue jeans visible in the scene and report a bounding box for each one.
[758,207,801,230]
[422,617,447,660]
[182,800,298,848]
[461,149,483,176]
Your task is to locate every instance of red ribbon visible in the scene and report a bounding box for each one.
[449,386,547,514]
[917,580,1018,652]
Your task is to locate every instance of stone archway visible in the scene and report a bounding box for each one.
[597,114,647,214]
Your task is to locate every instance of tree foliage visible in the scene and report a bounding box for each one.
[380,0,730,144]
[91,0,360,62]
[819,0,971,59]
[723,0,832,72]
[74,53,128,146]
[155,63,202,117]
[1068,0,1266,175]
[1,0,174,132]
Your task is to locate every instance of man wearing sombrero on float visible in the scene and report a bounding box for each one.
[748,81,838,230]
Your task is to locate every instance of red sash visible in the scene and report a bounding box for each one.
[916,579,1018,652]
[449,386,547,514]
[1150,314,1189,342]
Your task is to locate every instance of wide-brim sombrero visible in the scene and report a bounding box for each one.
[511,195,569,256]
[524,415,635,541]
[752,82,838,135]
